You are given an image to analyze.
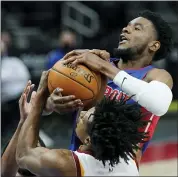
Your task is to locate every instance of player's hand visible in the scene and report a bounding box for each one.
[45,88,83,114]
[62,49,90,59]
[89,49,110,61]
[63,49,110,61]
[62,51,110,72]
[19,80,36,122]
[37,70,50,95]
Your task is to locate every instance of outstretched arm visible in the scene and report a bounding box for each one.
[16,71,77,176]
[1,81,35,177]
[1,122,24,177]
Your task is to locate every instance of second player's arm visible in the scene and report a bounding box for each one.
[100,61,173,116]
[16,74,77,176]
[1,121,24,177]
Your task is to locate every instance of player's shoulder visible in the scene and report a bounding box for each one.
[147,68,172,79]
[48,149,73,160]
[145,68,173,88]
[42,149,76,175]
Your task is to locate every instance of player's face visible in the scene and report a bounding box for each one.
[116,17,157,59]
[75,107,95,143]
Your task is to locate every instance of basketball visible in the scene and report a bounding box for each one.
[48,60,107,109]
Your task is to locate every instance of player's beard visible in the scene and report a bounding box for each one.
[113,48,136,62]
[113,44,147,63]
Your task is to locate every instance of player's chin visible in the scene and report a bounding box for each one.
[118,42,130,50]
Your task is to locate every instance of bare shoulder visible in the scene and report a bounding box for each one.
[41,149,77,176]
[144,68,173,89]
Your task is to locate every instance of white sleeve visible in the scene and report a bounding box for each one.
[113,71,173,116]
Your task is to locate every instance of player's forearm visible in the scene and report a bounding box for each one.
[100,61,120,80]
[16,93,46,161]
[101,65,172,116]
[1,121,24,177]
[101,64,172,116]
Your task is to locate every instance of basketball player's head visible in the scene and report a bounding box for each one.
[114,10,173,62]
[75,95,148,168]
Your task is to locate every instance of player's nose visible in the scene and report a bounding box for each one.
[122,26,131,34]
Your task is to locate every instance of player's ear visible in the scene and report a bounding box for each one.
[84,136,91,146]
[148,41,160,52]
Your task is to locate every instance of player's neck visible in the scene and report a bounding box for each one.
[79,144,92,152]
[117,56,152,70]
[117,55,152,70]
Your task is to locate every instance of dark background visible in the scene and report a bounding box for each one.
[1,1,178,158]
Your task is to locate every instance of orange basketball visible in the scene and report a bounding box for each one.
[48,60,107,109]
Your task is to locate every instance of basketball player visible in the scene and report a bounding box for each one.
[1,81,46,177]
[43,10,173,164]
[16,71,148,176]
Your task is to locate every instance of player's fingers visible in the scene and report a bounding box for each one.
[19,80,31,102]
[26,84,35,100]
[66,99,83,108]
[89,49,101,55]
[26,86,31,97]
[19,84,30,104]
[44,70,50,77]
[63,50,78,60]
[30,91,37,101]
[21,93,27,107]
[62,56,77,64]
[72,57,84,66]
[100,50,110,61]
[59,99,83,109]
[41,70,50,81]
[63,49,89,60]
[23,80,32,93]
[52,88,63,96]
[53,95,76,104]
[90,49,110,61]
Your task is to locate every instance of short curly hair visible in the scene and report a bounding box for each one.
[138,10,173,61]
[87,95,149,169]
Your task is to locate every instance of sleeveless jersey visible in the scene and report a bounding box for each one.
[70,58,160,153]
[72,150,139,176]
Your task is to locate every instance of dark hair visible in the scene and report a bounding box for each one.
[88,95,149,168]
[138,10,173,61]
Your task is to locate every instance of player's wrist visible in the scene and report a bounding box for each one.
[101,63,120,80]
[42,97,53,116]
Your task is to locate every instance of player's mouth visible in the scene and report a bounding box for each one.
[119,34,129,44]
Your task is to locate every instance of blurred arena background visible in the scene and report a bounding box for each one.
[1,1,178,176]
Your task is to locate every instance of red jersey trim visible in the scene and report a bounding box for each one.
[72,151,81,177]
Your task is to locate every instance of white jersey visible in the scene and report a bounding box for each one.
[73,150,139,176]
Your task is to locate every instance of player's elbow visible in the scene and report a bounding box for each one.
[16,156,26,169]
[16,148,30,168]
[138,81,173,116]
